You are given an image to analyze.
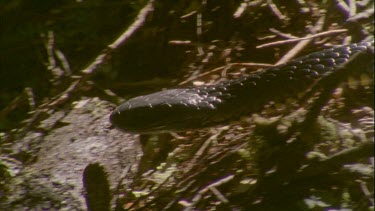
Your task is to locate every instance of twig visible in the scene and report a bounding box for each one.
[47,0,154,107]
[168,40,192,45]
[184,131,220,173]
[128,174,173,210]
[108,1,154,50]
[84,0,154,74]
[269,28,298,39]
[335,0,350,14]
[248,0,264,7]
[209,186,229,203]
[359,180,374,206]
[180,11,197,19]
[113,164,132,206]
[0,94,25,122]
[267,0,287,20]
[174,140,246,209]
[182,175,235,211]
[55,49,72,75]
[256,29,347,49]
[348,0,357,17]
[274,15,326,65]
[347,7,374,22]
[45,31,56,70]
[44,31,65,81]
[231,62,274,68]
[233,2,248,18]
[179,62,273,85]
[24,87,36,110]
[48,80,81,107]
[356,0,372,7]
[233,0,265,19]
[173,141,244,207]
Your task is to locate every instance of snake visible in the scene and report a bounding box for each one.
[110,41,374,133]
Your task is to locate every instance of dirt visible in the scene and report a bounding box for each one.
[1,97,142,210]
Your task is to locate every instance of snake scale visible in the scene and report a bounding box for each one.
[110,41,374,133]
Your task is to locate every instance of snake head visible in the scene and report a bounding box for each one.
[109,88,219,133]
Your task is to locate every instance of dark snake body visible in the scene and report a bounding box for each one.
[110,41,374,133]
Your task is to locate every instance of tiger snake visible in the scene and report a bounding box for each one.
[110,41,374,133]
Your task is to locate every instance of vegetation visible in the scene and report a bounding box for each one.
[0,0,373,210]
